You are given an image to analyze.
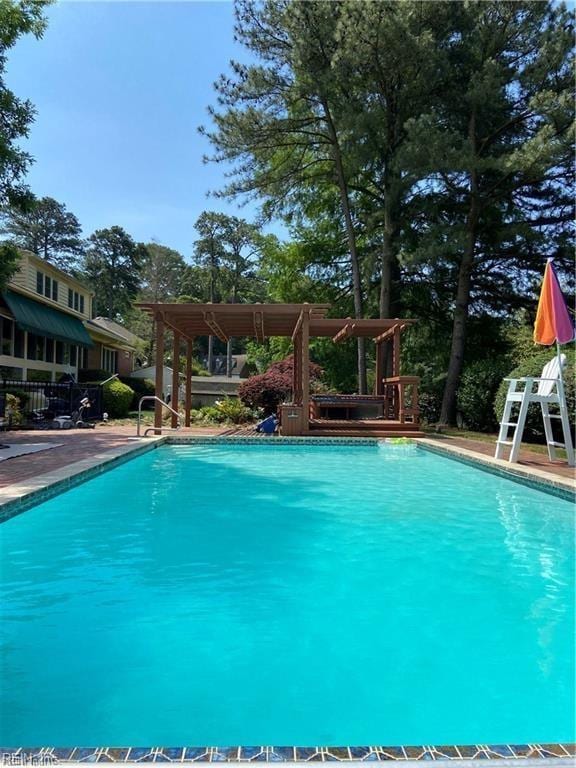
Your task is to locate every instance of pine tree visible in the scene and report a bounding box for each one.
[1,196,84,270]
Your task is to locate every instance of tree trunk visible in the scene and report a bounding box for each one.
[320,96,367,393]
[226,339,233,377]
[439,191,480,425]
[207,336,214,375]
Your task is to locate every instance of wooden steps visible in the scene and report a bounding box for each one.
[309,429,425,438]
[308,419,423,438]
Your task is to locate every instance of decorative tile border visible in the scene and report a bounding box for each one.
[0,744,573,763]
[416,438,575,502]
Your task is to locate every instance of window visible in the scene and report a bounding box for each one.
[14,327,24,358]
[27,333,45,361]
[45,338,54,363]
[67,288,85,314]
[55,341,64,365]
[36,269,59,303]
[102,347,118,374]
[69,345,77,366]
[0,316,14,356]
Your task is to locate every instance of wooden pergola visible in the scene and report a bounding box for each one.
[135,302,418,436]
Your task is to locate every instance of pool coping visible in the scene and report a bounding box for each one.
[415,438,575,501]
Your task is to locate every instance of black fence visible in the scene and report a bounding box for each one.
[0,379,104,428]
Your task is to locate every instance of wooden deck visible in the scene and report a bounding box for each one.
[222,419,424,438]
[308,418,424,438]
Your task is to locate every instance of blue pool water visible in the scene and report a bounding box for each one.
[0,442,574,746]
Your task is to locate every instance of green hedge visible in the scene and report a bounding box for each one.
[494,348,575,443]
[78,369,109,383]
[102,379,135,418]
[119,377,155,409]
[457,358,509,432]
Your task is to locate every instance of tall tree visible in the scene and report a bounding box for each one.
[139,242,187,302]
[402,1,575,425]
[202,0,371,390]
[123,242,187,360]
[0,0,52,209]
[83,226,143,320]
[1,196,84,269]
[0,242,20,293]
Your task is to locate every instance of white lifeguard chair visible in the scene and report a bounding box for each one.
[495,354,574,466]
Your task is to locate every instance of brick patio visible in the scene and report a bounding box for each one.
[0,425,223,488]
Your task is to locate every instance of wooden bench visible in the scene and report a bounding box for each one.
[310,395,385,420]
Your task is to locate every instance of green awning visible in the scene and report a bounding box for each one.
[3,290,94,347]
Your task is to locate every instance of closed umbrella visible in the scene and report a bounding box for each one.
[533,258,574,348]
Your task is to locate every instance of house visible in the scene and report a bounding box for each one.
[130,365,183,402]
[0,250,142,383]
[85,317,143,376]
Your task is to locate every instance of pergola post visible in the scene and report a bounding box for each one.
[185,338,193,427]
[375,342,385,396]
[293,331,302,405]
[171,331,180,428]
[154,312,165,434]
[301,310,310,433]
[392,326,401,377]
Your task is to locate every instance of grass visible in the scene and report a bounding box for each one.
[426,426,569,460]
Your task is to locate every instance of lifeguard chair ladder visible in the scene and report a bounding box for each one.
[495,354,575,466]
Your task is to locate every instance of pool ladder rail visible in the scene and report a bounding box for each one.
[137,396,182,437]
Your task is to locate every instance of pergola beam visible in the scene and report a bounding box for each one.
[204,311,229,342]
[373,323,407,344]
[332,321,356,343]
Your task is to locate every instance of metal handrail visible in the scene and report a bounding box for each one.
[137,396,181,437]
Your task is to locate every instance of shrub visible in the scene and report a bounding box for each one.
[78,368,109,383]
[239,355,324,414]
[2,387,29,409]
[119,377,155,409]
[214,397,252,424]
[457,358,510,432]
[102,379,134,418]
[267,354,323,381]
[494,347,575,443]
[4,393,23,425]
[238,370,292,414]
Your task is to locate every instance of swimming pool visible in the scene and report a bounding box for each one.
[0,441,574,747]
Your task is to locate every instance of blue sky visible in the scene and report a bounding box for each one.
[8,1,272,259]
